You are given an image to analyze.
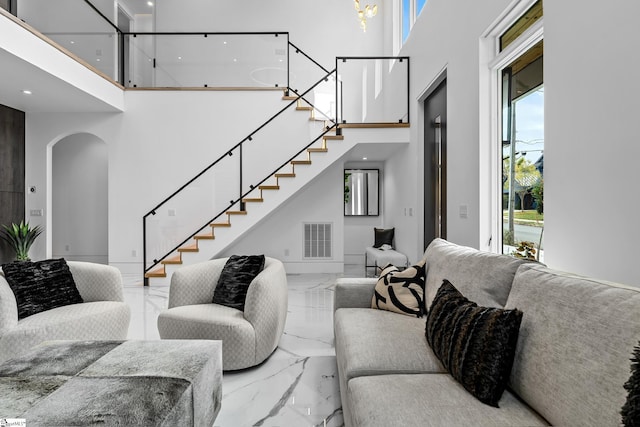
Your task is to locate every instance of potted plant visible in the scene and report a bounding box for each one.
[1,220,43,261]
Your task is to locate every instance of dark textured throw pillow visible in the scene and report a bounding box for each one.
[425,280,523,407]
[1,258,83,320]
[622,342,640,426]
[372,262,425,317]
[212,255,265,311]
[373,227,394,248]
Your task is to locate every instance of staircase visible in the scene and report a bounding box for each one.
[142,52,411,286]
[144,93,352,285]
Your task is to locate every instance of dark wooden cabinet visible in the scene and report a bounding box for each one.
[0,104,25,263]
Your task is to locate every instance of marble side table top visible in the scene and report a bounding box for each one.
[0,339,222,426]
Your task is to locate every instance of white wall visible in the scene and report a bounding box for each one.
[26,90,284,272]
[23,0,640,286]
[383,0,640,286]
[21,0,388,276]
[221,162,345,273]
[52,133,108,264]
[383,0,513,263]
[543,1,640,285]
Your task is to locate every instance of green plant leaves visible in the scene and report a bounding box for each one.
[1,220,43,261]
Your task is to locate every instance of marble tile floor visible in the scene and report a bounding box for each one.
[122,265,363,427]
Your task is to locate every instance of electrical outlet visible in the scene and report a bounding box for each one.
[132,250,137,257]
[284,249,290,257]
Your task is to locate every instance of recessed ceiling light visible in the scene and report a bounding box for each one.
[96,58,101,62]
[178,56,182,60]
[362,157,368,160]
[223,41,227,45]
[22,90,32,95]
[147,1,153,6]
[233,58,237,62]
[70,41,75,44]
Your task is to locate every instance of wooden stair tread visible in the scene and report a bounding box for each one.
[178,243,199,252]
[226,210,247,215]
[243,197,264,202]
[339,122,410,128]
[291,160,312,165]
[194,233,215,240]
[210,222,231,227]
[161,255,182,265]
[259,185,280,190]
[282,95,298,100]
[308,148,328,153]
[145,266,166,278]
[296,106,313,111]
[324,135,344,140]
[275,173,296,178]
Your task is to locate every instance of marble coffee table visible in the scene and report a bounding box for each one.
[0,339,222,426]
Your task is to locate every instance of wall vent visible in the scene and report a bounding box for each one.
[303,223,332,259]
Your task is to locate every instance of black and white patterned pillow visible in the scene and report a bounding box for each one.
[371,262,425,317]
[1,258,83,319]
[426,280,523,407]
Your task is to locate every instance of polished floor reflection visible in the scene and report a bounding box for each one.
[122,267,360,427]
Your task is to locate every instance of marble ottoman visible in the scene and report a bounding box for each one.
[0,340,222,426]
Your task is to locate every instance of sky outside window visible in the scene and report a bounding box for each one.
[402,0,410,43]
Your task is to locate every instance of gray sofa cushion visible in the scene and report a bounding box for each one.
[334,308,444,381]
[348,374,549,427]
[505,263,640,426]
[424,238,530,312]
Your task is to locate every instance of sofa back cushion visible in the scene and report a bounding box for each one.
[423,239,530,312]
[505,263,640,426]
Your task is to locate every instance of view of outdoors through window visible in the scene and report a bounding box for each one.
[503,82,544,260]
[402,0,427,44]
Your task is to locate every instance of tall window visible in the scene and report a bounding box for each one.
[499,2,544,260]
[401,0,428,45]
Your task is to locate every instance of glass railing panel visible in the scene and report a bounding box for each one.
[126,33,288,88]
[288,43,332,100]
[16,0,119,80]
[337,57,409,124]
[240,100,333,196]
[143,72,336,273]
[144,153,240,269]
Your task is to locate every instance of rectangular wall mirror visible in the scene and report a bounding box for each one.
[344,169,379,216]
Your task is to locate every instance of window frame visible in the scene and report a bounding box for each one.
[478,0,543,253]
[396,0,428,53]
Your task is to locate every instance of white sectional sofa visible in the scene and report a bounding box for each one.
[334,238,640,426]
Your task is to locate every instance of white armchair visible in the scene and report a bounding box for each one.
[157,257,288,371]
[0,261,131,363]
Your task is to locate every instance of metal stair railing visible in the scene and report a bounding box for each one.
[142,68,338,284]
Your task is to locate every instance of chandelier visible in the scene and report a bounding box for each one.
[354,0,378,32]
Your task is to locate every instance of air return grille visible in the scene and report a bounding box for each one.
[303,223,332,259]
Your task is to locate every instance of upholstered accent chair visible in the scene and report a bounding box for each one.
[157,257,288,371]
[0,261,131,363]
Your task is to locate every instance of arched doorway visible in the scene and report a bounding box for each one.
[51,133,108,264]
